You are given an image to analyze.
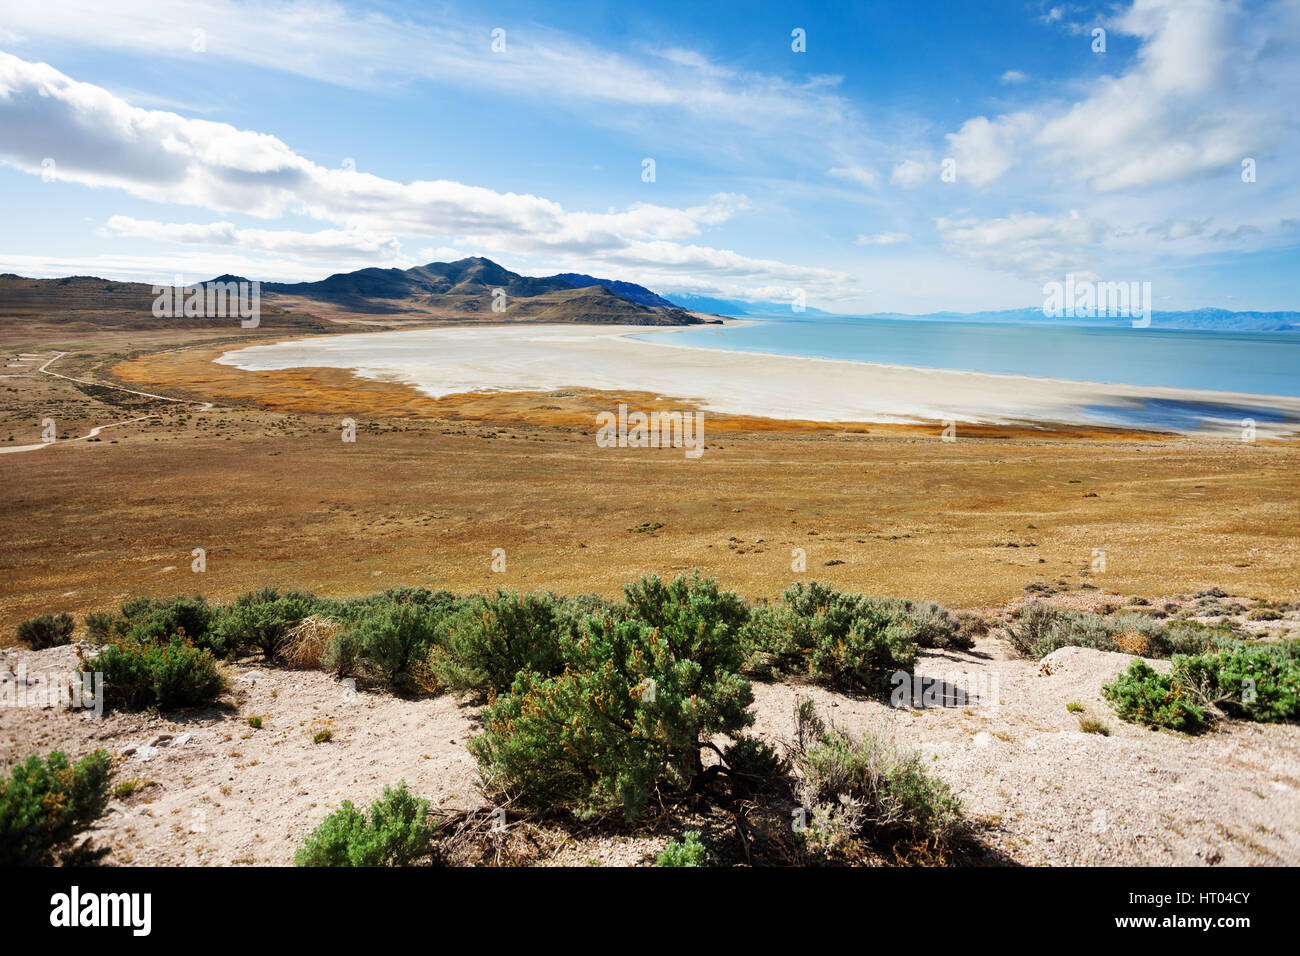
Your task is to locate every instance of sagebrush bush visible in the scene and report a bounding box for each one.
[213,588,320,663]
[340,602,442,692]
[294,781,436,866]
[1005,602,1117,659]
[472,574,754,821]
[86,636,225,711]
[0,750,112,865]
[656,831,708,867]
[428,591,574,699]
[1101,659,1210,733]
[740,582,918,692]
[15,613,75,649]
[790,700,963,856]
[1184,643,1299,723]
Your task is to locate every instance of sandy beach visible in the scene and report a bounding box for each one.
[215,324,1300,436]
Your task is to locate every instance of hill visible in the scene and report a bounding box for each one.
[263,256,706,323]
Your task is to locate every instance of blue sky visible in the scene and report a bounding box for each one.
[0,0,1297,312]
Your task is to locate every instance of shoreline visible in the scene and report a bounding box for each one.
[211,323,1300,438]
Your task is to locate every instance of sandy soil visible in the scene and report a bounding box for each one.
[3,633,1296,866]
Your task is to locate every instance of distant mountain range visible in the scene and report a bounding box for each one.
[666,292,832,316]
[860,307,1300,332]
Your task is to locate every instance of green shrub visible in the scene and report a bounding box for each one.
[343,602,440,692]
[1101,659,1210,733]
[213,588,319,663]
[83,611,116,643]
[1188,644,1299,723]
[790,701,963,855]
[0,750,112,865]
[15,614,75,649]
[740,582,917,692]
[472,577,754,821]
[656,831,708,867]
[87,636,225,711]
[428,591,572,699]
[294,781,435,866]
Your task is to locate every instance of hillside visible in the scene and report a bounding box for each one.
[263,256,705,323]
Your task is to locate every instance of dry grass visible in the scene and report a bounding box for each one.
[281,616,341,670]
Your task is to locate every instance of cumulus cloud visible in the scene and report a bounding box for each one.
[0,52,847,292]
[944,113,1036,189]
[1000,70,1028,84]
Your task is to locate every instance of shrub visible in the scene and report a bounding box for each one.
[15,614,75,649]
[740,582,917,692]
[0,750,112,865]
[294,781,435,866]
[1005,603,1116,659]
[87,635,225,711]
[472,581,754,821]
[1101,659,1209,733]
[343,602,441,692]
[656,831,708,867]
[428,591,572,699]
[1187,644,1299,723]
[1248,607,1283,621]
[213,588,319,663]
[790,700,963,856]
[1077,716,1110,735]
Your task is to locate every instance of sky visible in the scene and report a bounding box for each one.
[0,0,1297,313]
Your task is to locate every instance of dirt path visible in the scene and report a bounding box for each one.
[0,351,214,455]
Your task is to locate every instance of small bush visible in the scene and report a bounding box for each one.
[1102,659,1209,733]
[472,575,754,821]
[1066,701,1083,713]
[15,614,75,649]
[87,636,225,711]
[656,831,708,867]
[1247,607,1283,621]
[790,700,963,856]
[0,750,112,865]
[428,591,573,699]
[294,781,435,866]
[1189,644,1300,723]
[1005,603,1115,659]
[740,582,917,692]
[248,715,263,729]
[213,588,320,663]
[343,602,440,692]
[1077,716,1110,735]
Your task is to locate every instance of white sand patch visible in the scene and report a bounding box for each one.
[216,324,1300,433]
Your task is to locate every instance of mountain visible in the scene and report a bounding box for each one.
[260,256,710,324]
[545,273,677,309]
[666,292,832,317]
[861,307,1300,332]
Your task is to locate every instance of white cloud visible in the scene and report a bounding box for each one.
[944,113,1036,189]
[937,212,1111,281]
[890,157,937,188]
[0,52,845,292]
[829,165,878,188]
[1000,70,1028,84]
[855,232,910,246]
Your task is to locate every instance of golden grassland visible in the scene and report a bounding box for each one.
[1,319,1297,640]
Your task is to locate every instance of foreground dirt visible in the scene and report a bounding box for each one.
[2,635,1296,866]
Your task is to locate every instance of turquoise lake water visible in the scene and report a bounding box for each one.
[636,315,1300,429]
